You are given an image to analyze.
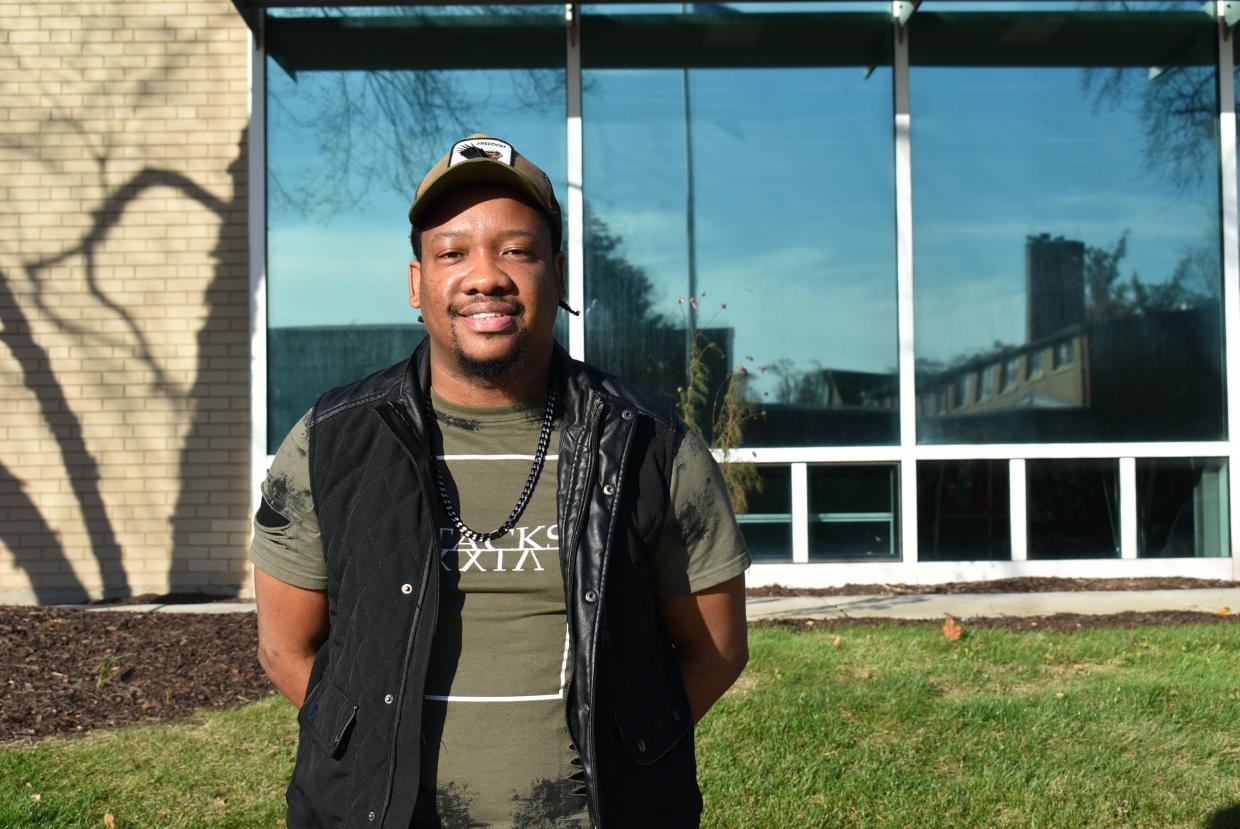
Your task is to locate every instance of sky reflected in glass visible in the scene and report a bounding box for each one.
[911,25,1225,443]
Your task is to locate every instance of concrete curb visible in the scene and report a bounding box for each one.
[61,602,258,614]
[744,588,1240,621]
[55,588,1240,622]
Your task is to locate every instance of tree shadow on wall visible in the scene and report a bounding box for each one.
[5,128,250,602]
[0,269,124,602]
[0,461,89,604]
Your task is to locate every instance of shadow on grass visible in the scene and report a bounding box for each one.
[1205,803,1240,828]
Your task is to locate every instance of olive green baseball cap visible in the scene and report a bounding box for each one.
[407,134,562,247]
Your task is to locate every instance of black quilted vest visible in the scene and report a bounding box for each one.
[285,341,702,829]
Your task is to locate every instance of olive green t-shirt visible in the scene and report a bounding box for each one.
[251,392,750,828]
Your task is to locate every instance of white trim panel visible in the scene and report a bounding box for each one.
[1119,457,1138,559]
[1009,458,1027,561]
[749,557,1235,589]
[1216,9,1240,571]
[565,2,585,360]
[248,29,269,509]
[790,463,809,563]
[717,443,1231,465]
[893,12,918,572]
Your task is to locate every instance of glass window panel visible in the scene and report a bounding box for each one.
[1000,355,1021,392]
[736,466,792,562]
[1026,459,1119,560]
[918,460,1010,561]
[1026,348,1045,379]
[582,4,898,447]
[1138,458,1230,558]
[912,9,1225,444]
[264,6,567,452]
[808,465,899,561]
[978,366,995,401]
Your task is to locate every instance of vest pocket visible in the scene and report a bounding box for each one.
[299,679,359,759]
[611,681,692,765]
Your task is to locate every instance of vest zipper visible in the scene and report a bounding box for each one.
[563,395,603,589]
[562,395,604,827]
[375,400,441,828]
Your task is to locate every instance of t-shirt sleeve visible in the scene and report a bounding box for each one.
[648,427,752,599]
[249,410,328,591]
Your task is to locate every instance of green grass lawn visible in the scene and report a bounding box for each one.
[3,621,1240,828]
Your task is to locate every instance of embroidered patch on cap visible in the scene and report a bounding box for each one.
[448,138,514,168]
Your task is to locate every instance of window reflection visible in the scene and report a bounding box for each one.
[582,4,898,447]
[264,6,567,451]
[918,460,1010,561]
[808,465,899,561]
[1027,459,1119,560]
[912,10,1225,444]
[736,466,792,562]
[1138,458,1229,558]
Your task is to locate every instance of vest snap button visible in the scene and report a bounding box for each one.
[384,694,394,705]
[584,589,598,603]
[400,583,413,594]
[602,484,615,496]
[637,738,647,753]
[621,409,634,421]
[368,811,375,821]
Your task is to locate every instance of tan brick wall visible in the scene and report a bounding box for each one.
[0,1,252,603]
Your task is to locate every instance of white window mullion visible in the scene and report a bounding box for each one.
[249,23,269,506]
[1215,8,1240,571]
[893,11,918,571]
[565,2,586,360]
[791,463,810,564]
[1009,459,1027,561]
[1119,457,1138,559]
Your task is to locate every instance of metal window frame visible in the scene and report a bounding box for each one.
[249,20,270,512]
[249,3,1240,585]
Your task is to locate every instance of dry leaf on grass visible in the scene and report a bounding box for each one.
[943,616,964,641]
[104,813,116,828]
[1218,607,1231,615]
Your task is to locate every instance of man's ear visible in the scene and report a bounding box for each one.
[408,259,422,309]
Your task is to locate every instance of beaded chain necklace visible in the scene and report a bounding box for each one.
[425,385,556,543]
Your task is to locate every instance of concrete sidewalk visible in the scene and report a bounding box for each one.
[744,588,1240,622]
[66,587,1240,621]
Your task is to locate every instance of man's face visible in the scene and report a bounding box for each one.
[409,184,564,390]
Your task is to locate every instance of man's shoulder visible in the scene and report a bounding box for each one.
[311,357,410,427]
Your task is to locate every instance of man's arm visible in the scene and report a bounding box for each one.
[254,566,330,709]
[657,573,748,724]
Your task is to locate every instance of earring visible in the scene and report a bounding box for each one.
[417,314,424,323]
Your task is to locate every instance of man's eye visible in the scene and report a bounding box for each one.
[505,248,532,257]
[438,250,463,261]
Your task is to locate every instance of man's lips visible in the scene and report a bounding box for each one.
[454,302,521,333]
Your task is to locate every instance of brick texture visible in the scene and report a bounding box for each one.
[0,1,252,603]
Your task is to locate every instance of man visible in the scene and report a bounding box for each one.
[251,134,750,829]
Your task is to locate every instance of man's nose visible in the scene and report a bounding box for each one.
[459,252,515,295]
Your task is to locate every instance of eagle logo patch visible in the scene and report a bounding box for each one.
[448,138,514,168]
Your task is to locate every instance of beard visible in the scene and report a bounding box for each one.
[449,323,531,383]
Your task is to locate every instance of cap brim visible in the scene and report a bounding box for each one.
[408,160,555,226]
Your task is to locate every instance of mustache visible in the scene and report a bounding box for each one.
[452,297,524,316]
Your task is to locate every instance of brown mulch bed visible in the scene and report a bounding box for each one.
[745,576,1238,597]
[0,606,271,743]
[3,575,1239,743]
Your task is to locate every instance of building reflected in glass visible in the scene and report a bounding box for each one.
[256,2,1236,574]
